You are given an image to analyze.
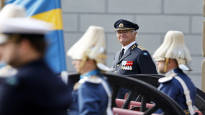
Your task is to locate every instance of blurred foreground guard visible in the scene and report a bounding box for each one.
[153,31,197,115]
[0,4,26,77]
[67,26,112,115]
[0,18,71,115]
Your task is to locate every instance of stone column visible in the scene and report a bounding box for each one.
[202,0,205,91]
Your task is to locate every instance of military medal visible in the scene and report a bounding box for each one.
[121,61,133,70]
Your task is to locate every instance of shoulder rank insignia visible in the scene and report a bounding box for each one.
[158,73,176,83]
[131,44,137,49]
[137,45,146,51]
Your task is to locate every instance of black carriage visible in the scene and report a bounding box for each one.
[68,72,205,115]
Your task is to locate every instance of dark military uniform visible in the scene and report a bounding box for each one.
[0,59,72,115]
[112,19,157,98]
[112,19,157,75]
[113,43,157,98]
[113,43,157,75]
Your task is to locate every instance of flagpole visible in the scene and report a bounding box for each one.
[1,0,4,9]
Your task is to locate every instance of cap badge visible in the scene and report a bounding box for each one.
[119,23,124,28]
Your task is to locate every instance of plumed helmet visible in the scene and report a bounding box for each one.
[153,31,192,71]
[67,26,111,71]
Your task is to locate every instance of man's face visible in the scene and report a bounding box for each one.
[156,60,166,74]
[116,29,136,46]
[1,40,21,67]
[72,59,96,74]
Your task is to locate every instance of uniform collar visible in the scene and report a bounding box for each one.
[159,69,176,83]
[173,68,183,74]
[122,41,136,54]
[165,68,182,76]
[80,69,99,79]
[165,69,175,77]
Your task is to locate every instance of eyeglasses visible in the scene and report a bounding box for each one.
[116,30,135,34]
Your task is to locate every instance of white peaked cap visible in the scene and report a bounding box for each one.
[0,4,26,22]
[67,26,110,71]
[0,4,26,44]
[153,31,192,71]
[0,17,53,35]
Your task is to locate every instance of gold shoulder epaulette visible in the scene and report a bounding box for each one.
[131,44,137,49]
[137,45,146,51]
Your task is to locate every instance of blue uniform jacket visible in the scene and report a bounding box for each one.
[158,68,196,111]
[68,70,112,115]
[112,43,157,75]
[0,58,72,115]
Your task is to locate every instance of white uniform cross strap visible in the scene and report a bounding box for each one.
[175,76,195,115]
[101,77,113,115]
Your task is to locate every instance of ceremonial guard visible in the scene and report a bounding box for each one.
[112,19,157,98]
[153,31,197,115]
[0,18,71,115]
[67,26,112,115]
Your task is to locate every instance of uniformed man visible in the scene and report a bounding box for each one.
[153,31,197,115]
[67,26,112,115]
[112,19,157,98]
[0,18,72,115]
[0,4,26,108]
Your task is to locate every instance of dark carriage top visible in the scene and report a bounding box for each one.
[67,72,185,115]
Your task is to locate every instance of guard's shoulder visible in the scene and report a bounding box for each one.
[74,76,102,90]
[79,76,102,84]
[158,73,176,83]
[84,76,102,84]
